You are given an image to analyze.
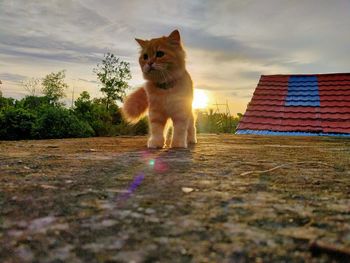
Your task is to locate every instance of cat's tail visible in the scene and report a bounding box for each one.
[122,87,148,123]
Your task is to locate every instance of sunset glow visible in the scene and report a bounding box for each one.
[192,89,209,109]
[0,1,349,116]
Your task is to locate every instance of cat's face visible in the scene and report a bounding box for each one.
[135,30,185,83]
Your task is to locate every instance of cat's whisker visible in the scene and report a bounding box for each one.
[159,70,167,84]
[153,64,162,70]
[163,70,174,82]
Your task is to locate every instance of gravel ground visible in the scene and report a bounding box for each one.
[0,134,349,262]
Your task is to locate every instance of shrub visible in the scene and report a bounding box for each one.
[115,118,148,136]
[0,97,15,110]
[20,96,50,110]
[0,108,37,140]
[35,106,94,139]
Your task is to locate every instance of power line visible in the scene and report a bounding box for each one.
[212,100,231,116]
[210,100,232,131]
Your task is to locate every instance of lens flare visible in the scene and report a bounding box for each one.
[149,159,155,166]
[117,172,145,202]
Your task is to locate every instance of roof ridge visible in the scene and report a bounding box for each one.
[261,73,350,77]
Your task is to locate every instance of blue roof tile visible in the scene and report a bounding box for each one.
[285,75,320,107]
[236,130,350,137]
[289,76,318,82]
[286,96,321,101]
[285,101,320,106]
[287,91,319,96]
[237,73,350,135]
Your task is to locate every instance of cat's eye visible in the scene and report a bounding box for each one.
[143,54,148,60]
[156,51,165,58]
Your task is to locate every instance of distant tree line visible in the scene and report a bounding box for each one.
[0,53,147,140]
[0,52,242,141]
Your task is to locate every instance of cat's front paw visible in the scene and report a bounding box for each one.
[147,137,165,149]
[187,137,197,144]
[171,140,188,148]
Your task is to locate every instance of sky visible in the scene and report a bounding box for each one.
[0,0,350,114]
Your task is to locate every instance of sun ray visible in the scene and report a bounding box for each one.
[192,89,209,109]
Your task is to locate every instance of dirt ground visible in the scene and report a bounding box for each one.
[0,134,349,262]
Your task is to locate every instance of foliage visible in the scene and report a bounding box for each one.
[0,92,241,140]
[35,106,94,139]
[0,59,244,141]
[0,97,15,110]
[94,53,131,109]
[19,95,50,110]
[41,70,68,105]
[0,96,94,140]
[115,118,149,136]
[74,91,93,121]
[0,107,37,140]
[0,61,149,140]
[196,110,242,134]
[73,91,145,136]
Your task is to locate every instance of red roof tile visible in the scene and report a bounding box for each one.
[319,90,350,96]
[320,101,350,107]
[318,85,350,90]
[237,73,350,135]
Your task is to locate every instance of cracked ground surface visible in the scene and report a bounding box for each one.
[0,134,349,262]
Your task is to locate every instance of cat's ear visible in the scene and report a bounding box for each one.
[135,38,147,48]
[168,29,181,45]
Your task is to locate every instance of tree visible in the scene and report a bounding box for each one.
[94,53,131,109]
[74,91,93,120]
[20,95,50,110]
[21,78,41,96]
[42,70,68,105]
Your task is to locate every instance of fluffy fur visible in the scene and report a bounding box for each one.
[122,29,196,148]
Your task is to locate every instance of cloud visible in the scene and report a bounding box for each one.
[0,72,27,83]
[0,0,136,66]
[78,78,99,84]
[0,0,350,114]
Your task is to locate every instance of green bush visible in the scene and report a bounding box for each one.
[35,106,94,139]
[196,111,242,134]
[0,89,148,140]
[0,111,5,139]
[73,93,124,136]
[0,97,15,110]
[20,96,50,110]
[115,118,148,136]
[0,108,37,140]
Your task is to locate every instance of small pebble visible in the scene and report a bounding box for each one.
[145,208,156,214]
[181,187,194,193]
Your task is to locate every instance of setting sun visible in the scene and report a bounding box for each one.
[192,89,209,109]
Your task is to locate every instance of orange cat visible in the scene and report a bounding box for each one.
[122,30,196,148]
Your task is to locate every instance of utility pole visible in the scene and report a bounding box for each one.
[212,100,231,116]
[71,86,75,108]
[0,80,2,97]
[211,100,232,132]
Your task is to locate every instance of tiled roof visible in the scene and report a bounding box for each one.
[236,73,350,136]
